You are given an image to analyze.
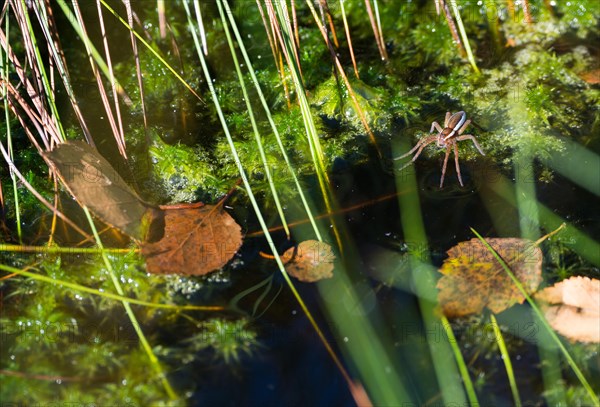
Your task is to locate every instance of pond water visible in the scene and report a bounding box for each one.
[1,1,599,406]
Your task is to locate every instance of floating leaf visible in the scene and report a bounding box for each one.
[535,276,600,343]
[578,69,600,84]
[141,204,242,275]
[437,238,543,317]
[43,141,156,241]
[281,240,335,282]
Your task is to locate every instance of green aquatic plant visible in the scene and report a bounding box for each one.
[1,0,599,405]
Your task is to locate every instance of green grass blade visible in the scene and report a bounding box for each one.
[441,315,479,405]
[221,0,322,241]
[183,0,357,398]
[394,138,468,405]
[83,207,178,400]
[514,153,540,240]
[98,0,203,103]
[0,262,221,312]
[271,0,343,248]
[28,1,93,142]
[490,314,522,407]
[217,0,290,238]
[449,0,480,73]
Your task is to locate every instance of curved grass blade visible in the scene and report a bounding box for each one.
[440,315,479,405]
[222,0,322,240]
[217,2,291,238]
[99,0,204,104]
[448,0,480,73]
[490,314,522,407]
[83,207,178,400]
[0,262,222,312]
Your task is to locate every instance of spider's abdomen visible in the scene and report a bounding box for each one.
[447,111,467,131]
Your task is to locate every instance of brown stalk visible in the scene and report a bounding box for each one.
[437,0,466,56]
[256,0,291,107]
[158,0,167,38]
[96,1,127,158]
[266,1,303,82]
[71,1,123,154]
[339,0,359,78]
[319,0,340,48]
[364,0,387,60]
[306,1,382,158]
[522,0,533,24]
[38,0,93,144]
[122,0,149,145]
[291,0,300,48]
[8,2,57,146]
[0,141,92,241]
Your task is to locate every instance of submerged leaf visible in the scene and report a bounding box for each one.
[141,204,242,275]
[43,141,154,240]
[437,238,542,317]
[282,240,335,282]
[535,276,600,343]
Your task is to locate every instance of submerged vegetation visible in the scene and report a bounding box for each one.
[1,0,599,405]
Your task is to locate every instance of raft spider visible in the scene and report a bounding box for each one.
[395,111,485,188]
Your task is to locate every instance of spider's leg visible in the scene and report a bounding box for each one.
[429,121,444,134]
[457,119,471,135]
[456,134,485,155]
[454,143,464,187]
[397,140,436,171]
[443,112,451,127]
[394,135,437,160]
[440,146,451,188]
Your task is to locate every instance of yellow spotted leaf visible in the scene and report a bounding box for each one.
[437,238,542,317]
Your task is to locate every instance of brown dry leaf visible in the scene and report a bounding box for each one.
[43,141,152,240]
[281,240,335,282]
[437,238,542,317]
[141,204,242,275]
[578,68,600,84]
[535,276,600,343]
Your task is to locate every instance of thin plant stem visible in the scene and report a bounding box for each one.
[490,314,522,407]
[184,0,352,398]
[96,0,204,103]
[339,0,359,78]
[221,0,322,240]
[440,315,479,405]
[0,262,222,312]
[83,207,178,400]
[449,0,480,73]
[372,0,387,59]
[305,0,383,159]
[268,0,343,250]
[217,1,291,238]
[0,17,22,243]
[14,0,66,142]
[28,1,93,143]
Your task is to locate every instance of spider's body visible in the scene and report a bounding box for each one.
[395,111,485,188]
